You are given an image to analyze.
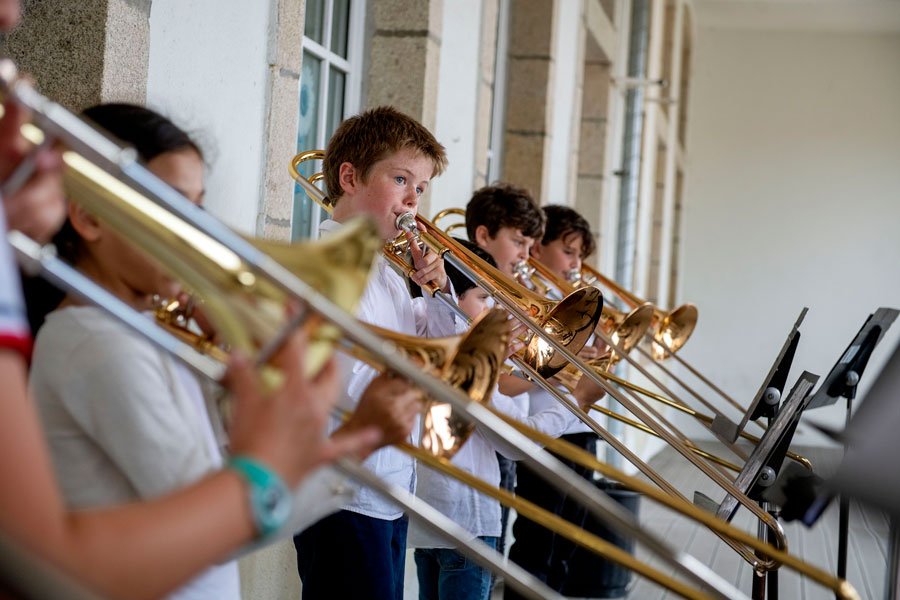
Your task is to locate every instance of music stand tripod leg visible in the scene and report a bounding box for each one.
[886,517,899,600]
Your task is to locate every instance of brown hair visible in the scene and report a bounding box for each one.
[465,183,545,241]
[542,204,596,258]
[323,106,448,204]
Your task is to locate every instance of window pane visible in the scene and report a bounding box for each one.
[294,53,323,240]
[297,52,322,156]
[330,0,350,58]
[304,0,325,44]
[326,67,346,140]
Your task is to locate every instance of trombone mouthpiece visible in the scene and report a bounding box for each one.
[395,212,416,233]
[512,261,534,284]
[566,268,582,283]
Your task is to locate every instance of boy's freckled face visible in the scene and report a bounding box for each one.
[476,226,534,277]
[337,147,434,240]
[532,232,585,280]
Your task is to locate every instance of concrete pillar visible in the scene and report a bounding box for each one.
[367,0,443,130]
[575,35,612,255]
[258,0,305,241]
[366,0,443,213]
[6,0,150,110]
[501,0,556,198]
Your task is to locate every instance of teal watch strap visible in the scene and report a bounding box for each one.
[228,456,291,539]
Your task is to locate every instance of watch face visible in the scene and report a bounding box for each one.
[255,481,291,536]
[262,487,284,512]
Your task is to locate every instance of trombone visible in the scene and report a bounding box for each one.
[433,206,657,360]
[436,204,812,472]
[575,260,767,434]
[0,64,749,600]
[290,153,790,573]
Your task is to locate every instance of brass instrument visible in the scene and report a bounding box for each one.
[431,206,656,358]
[290,150,794,573]
[573,262,699,359]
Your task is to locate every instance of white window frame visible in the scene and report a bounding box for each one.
[295,0,365,239]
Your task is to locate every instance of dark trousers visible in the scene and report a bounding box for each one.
[505,432,597,598]
[293,509,409,600]
[496,452,516,555]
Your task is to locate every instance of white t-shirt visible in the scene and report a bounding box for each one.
[31,305,240,600]
[30,305,355,599]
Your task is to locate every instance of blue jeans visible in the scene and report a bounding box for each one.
[414,536,498,600]
[293,510,408,600]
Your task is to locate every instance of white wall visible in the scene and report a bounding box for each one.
[680,26,900,444]
[431,0,482,218]
[146,0,272,234]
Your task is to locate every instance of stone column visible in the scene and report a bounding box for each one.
[366,0,443,130]
[366,0,443,214]
[257,0,305,241]
[574,34,612,253]
[5,0,151,110]
[501,0,556,199]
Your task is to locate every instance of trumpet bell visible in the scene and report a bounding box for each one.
[651,303,698,360]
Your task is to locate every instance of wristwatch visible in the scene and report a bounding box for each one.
[228,456,292,539]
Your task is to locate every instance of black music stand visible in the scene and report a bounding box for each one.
[805,307,898,583]
[695,371,820,600]
[829,340,900,600]
[712,308,808,443]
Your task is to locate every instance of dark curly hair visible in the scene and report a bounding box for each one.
[22,103,202,333]
[542,204,596,258]
[464,183,545,242]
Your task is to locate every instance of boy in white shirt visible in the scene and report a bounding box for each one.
[292,106,459,600]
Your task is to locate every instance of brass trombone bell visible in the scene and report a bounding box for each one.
[574,263,698,357]
[348,309,511,460]
[651,302,700,359]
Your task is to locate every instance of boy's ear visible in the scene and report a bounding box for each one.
[530,243,544,260]
[473,224,492,248]
[67,203,102,242]
[337,162,358,195]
